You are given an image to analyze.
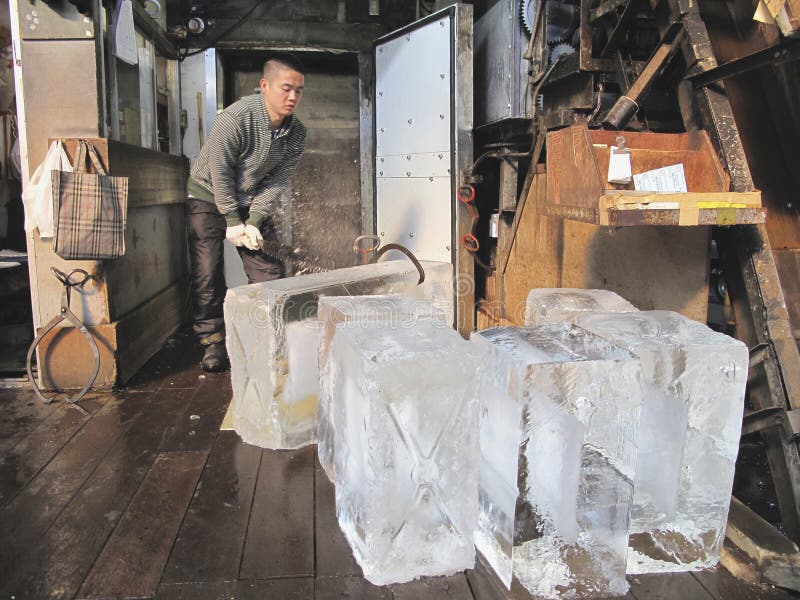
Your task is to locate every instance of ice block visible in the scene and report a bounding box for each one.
[317,294,449,483]
[332,321,480,585]
[471,324,642,599]
[525,288,638,327]
[575,311,748,574]
[224,260,453,449]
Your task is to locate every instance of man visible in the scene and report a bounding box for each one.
[186,53,307,372]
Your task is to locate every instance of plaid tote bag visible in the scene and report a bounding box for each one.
[52,140,128,260]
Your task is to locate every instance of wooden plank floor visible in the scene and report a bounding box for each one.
[1,329,798,599]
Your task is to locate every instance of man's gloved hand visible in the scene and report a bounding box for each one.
[225,224,247,247]
[242,224,263,251]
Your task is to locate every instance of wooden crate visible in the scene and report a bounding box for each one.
[545,124,765,226]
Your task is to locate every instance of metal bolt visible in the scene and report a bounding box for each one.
[440,21,444,27]
[406,171,411,177]
[406,155,411,160]
[408,118,412,124]
[33,17,39,23]
[440,73,445,79]
[85,30,92,36]
[29,24,36,30]
[438,154,443,159]
[446,245,451,251]
[409,232,415,238]
[379,171,383,176]
[507,103,511,109]
[440,114,445,119]
[379,47,384,53]
[25,13,31,20]
[380,157,384,162]
[31,9,38,16]
[379,91,383,96]
[380,128,384,133]
[406,34,411,41]
[380,232,385,236]
[429,177,434,182]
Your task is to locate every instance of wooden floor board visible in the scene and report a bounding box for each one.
[392,574,475,599]
[236,578,315,599]
[162,431,262,584]
[692,566,800,599]
[0,395,104,507]
[0,387,60,452]
[154,332,205,392]
[78,450,208,599]
[314,457,362,578]
[240,446,315,580]
[315,575,392,599]
[0,392,151,585]
[156,580,237,599]
[159,373,232,452]
[629,572,715,600]
[0,388,194,599]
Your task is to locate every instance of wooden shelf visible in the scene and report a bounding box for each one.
[545,125,766,226]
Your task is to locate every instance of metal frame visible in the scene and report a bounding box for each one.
[673,0,800,541]
[372,3,474,334]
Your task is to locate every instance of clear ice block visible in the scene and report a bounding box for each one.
[525,288,638,327]
[574,311,748,574]
[224,260,453,449]
[317,294,448,483]
[471,324,642,599]
[332,322,480,585]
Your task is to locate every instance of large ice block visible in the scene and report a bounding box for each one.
[471,324,642,599]
[224,260,453,449]
[332,321,480,585]
[525,288,638,327]
[317,294,448,483]
[575,311,748,574]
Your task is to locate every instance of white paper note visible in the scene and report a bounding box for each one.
[633,164,688,193]
[607,146,632,184]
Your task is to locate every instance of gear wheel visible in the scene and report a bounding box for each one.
[549,42,576,63]
[520,0,536,36]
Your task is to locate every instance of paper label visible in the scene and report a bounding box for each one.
[607,146,632,184]
[633,164,688,193]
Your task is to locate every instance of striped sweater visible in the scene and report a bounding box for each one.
[187,93,307,228]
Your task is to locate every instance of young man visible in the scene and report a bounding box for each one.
[186,53,307,372]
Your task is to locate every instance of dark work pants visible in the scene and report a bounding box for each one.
[186,197,284,344]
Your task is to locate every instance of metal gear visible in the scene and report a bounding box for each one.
[520,0,536,36]
[549,42,577,63]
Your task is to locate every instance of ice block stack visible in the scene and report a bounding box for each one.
[317,294,448,482]
[224,260,453,449]
[575,310,748,574]
[331,320,480,585]
[471,324,642,599]
[525,288,638,327]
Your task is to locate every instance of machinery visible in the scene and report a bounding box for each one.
[473,0,800,563]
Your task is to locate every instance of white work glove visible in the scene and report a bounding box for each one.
[242,224,263,251]
[225,224,247,247]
